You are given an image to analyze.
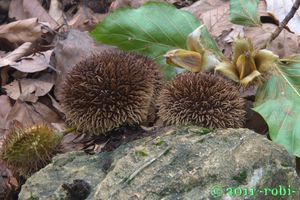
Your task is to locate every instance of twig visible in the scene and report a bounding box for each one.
[262,0,300,49]
[48,64,61,73]
[17,79,22,95]
[61,127,77,135]
[123,146,171,184]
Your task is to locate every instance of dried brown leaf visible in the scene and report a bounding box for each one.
[5,100,44,128]
[5,100,62,129]
[10,50,52,73]
[200,3,233,37]
[8,0,27,20]
[0,18,42,44]
[51,122,67,133]
[0,51,6,57]
[110,0,165,10]
[23,0,58,28]
[0,163,19,200]
[49,0,65,26]
[223,25,245,43]
[60,132,85,153]
[1,67,9,85]
[0,95,11,123]
[31,101,62,123]
[3,73,55,103]
[189,1,271,58]
[0,95,12,135]
[0,42,32,67]
[48,94,63,113]
[68,6,106,31]
[182,0,226,19]
[244,24,300,57]
[186,1,243,57]
[109,0,197,10]
[9,0,58,28]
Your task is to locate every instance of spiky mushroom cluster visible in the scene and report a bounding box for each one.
[0,124,61,177]
[60,50,162,135]
[157,72,246,128]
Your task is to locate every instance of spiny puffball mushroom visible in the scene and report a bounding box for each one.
[157,72,246,128]
[60,50,162,135]
[1,124,61,177]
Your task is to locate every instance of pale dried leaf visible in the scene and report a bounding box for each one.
[0,42,32,67]
[60,132,85,153]
[0,18,42,44]
[51,122,67,133]
[200,2,235,38]
[185,0,245,44]
[0,163,18,200]
[31,101,62,123]
[0,51,6,57]
[5,100,62,129]
[195,0,268,57]
[110,0,165,10]
[23,0,58,28]
[49,0,65,26]
[266,0,300,35]
[0,95,12,125]
[5,100,45,128]
[0,95,12,134]
[68,6,106,31]
[9,0,27,20]
[182,0,226,19]
[244,24,300,57]
[9,0,58,28]
[10,50,52,73]
[1,67,9,85]
[224,25,245,43]
[3,73,55,103]
[259,0,270,17]
[11,70,27,80]
[48,94,63,113]
[189,1,241,57]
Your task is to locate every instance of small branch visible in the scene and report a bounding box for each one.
[262,0,300,49]
[123,146,171,185]
[17,79,22,95]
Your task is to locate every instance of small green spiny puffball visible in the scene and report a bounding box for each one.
[1,124,61,176]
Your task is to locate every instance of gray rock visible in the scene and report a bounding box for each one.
[19,126,300,200]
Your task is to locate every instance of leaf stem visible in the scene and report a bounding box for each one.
[61,127,77,136]
[262,0,300,49]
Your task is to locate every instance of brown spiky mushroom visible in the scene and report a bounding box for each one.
[157,72,246,128]
[60,50,162,135]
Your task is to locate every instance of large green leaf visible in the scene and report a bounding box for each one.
[91,2,200,80]
[254,58,300,157]
[230,0,261,26]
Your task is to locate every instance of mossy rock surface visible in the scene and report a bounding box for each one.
[19,126,300,200]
